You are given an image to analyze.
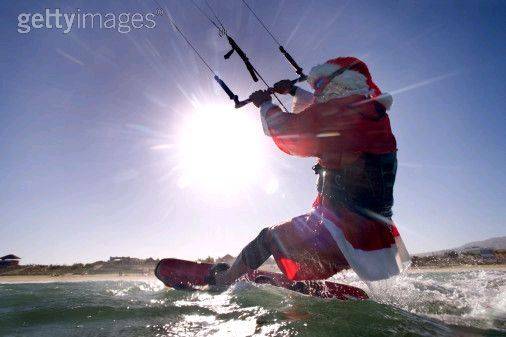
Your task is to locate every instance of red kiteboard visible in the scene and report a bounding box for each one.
[155,258,368,300]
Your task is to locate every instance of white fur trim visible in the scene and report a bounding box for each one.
[308,63,340,85]
[319,214,410,281]
[376,93,393,110]
[308,63,368,91]
[260,101,276,136]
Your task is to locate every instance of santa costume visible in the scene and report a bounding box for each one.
[240,57,410,282]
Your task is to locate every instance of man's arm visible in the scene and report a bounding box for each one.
[249,89,320,157]
[258,98,321,157]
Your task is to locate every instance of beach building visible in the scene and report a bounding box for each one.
[0,254,20,268]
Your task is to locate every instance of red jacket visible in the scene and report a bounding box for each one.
[260,92,396,170]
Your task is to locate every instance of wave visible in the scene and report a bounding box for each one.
[0,270,504,336]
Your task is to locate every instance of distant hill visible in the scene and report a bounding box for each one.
[456,236,506,251]
[415,235,506,257]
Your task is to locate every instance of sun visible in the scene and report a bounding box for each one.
[175,104,266,195]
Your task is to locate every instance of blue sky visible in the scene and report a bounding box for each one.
[1,0,505,264]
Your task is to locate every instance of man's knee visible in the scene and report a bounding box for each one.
[240,227,272,269]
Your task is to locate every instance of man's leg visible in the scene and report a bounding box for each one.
[215,211,349,285]
[214,228,272,286]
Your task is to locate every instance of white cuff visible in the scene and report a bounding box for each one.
[260,101,276,136]
[292,87,314,114]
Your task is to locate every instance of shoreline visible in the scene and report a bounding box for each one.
[0,273,158,284]
[408,264,506,273]
[0,265,504,284]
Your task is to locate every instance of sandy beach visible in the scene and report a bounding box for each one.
[0,273,158,284]
[408,264,506,273]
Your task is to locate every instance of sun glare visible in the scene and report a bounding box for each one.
[176,104,266,195]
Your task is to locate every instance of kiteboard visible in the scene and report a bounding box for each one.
[155,258,368,300]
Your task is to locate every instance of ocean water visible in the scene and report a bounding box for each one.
[0,270,504,337]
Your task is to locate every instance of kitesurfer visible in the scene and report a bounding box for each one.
[212,57,410,286]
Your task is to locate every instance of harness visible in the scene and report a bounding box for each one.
[314,152,397,218]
